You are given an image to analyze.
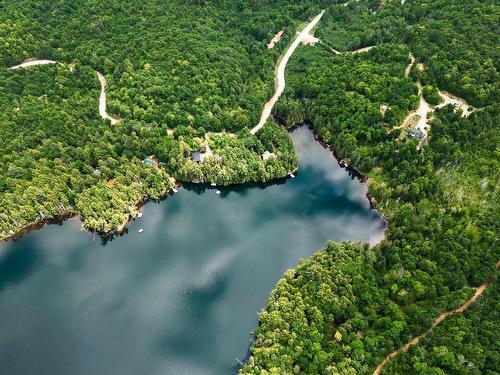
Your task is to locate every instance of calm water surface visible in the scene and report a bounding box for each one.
[0,126,385,375]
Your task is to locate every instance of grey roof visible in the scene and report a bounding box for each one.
[409,128,425,139]
[191,152,203,162]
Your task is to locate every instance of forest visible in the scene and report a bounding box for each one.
[0,0,305,236]
[1,0,499,374]
[240,0,499,374]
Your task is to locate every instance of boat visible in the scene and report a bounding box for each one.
[211,182,217,187]
[216,190,221,195]
[289,173,296,178]
[138,228,144,233]
[137,212,143,218]
[172,188,178,193]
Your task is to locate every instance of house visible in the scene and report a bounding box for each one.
[262,151,275,161]
[191,151,204,163]
[143,156,159,168]
[409,128,425,139]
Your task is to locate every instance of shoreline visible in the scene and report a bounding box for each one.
[1,124,386,245]
[1,212,78,243]
[281,119,389,236]
[1,164,300,243]
[1,178,178,243]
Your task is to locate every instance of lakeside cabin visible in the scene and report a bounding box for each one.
[191,151,204,163]
[142,157,159,168]
[409,128,425,139]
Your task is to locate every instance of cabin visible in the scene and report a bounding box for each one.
[143,156,159,168]
[409,128,425,139]
[191,151,204,163]
[262,151,275,161]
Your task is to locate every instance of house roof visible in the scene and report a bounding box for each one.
[262,151,276,161]
[191,152,203,162]
[409,128,425,139]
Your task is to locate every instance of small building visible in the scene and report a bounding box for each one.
[262,151,275,161]
[191,152,204,163]
[409,128,425,139]
[143,156,159,168]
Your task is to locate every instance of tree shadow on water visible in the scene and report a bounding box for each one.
[183,178,289,197]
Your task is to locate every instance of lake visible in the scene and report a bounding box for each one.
[0,126,385,375]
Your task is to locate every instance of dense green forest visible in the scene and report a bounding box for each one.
[384,274,500,374]
[1,0,499,374]
[0,0,306,236]
[240,0,499,374]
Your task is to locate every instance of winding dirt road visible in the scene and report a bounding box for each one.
[96,71,120,124]
[9,59,56,69]
[405,52,415,77]
[9,59,120,125]
[373,260,499,375]
[267,30,284,49]
[395,81,431,140]
[437,90,474,117]
[250,10,325,135]
[348,46,374,55]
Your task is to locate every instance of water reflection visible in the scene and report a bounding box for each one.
[0,126,385,375]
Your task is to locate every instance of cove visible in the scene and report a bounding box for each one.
[0,126,385,375]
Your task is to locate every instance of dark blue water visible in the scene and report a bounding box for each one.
[0,126,385,375]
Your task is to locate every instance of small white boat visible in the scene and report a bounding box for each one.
[138,228,144,233]
[216,190,221,195]
[289,173,296,178]
[172,188,178,193]
[137,212,143,218]
[210,182,217,187]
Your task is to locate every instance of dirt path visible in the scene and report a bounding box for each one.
[250,10,325,135]
[405,52,415,77]
[9,59,56,69]
[96,71,120,125]
[323,44,375,56]
[267,30,284,49]
[204,133,213,157]
[395,81,431,141]
[437,90,474,117]
[301,33,320,46]
[413,82,431,134]
[393,61,475,148]
[348,46,375,55]
[373,260,500,375]
[9,60,120,125]
[325,45,343,55]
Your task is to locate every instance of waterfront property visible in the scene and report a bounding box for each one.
[0,126,385,375]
